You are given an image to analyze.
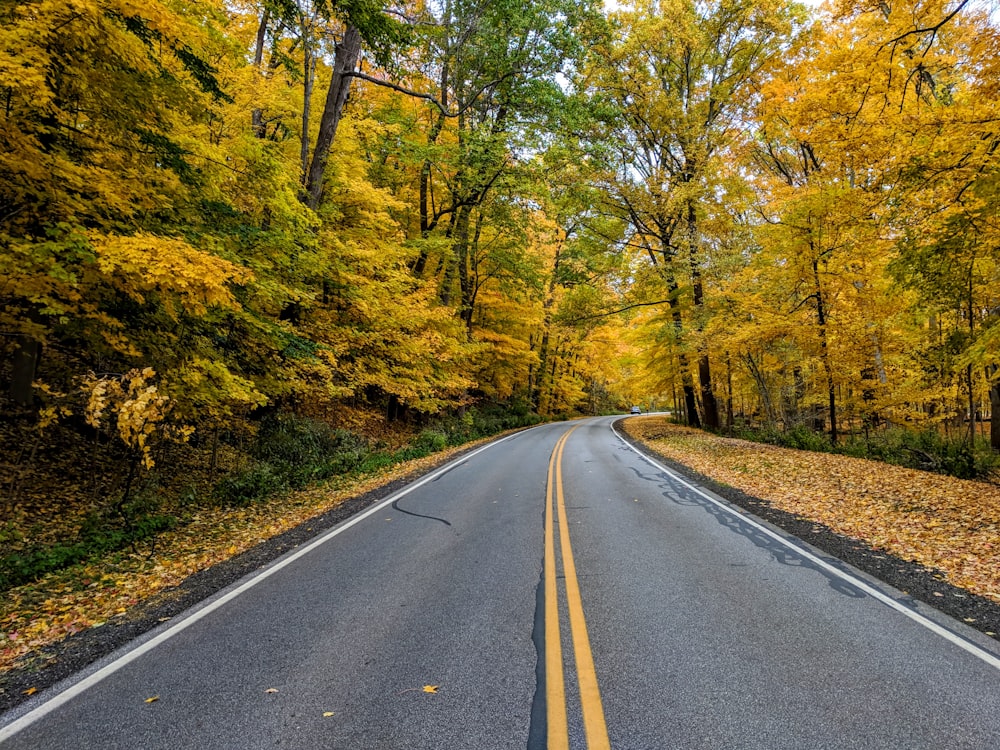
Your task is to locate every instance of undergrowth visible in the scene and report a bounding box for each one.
[0,506,176,590]
[727,423,1000,481]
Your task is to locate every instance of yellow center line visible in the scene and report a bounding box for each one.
[546,431,569,749]
[545,426,611,750]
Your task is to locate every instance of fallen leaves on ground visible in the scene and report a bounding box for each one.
[422,685,439,694]
[623,418,1000,604]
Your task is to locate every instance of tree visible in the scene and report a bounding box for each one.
[748,0,1000,444]
[583,0,804,428]
[0,0,244,406]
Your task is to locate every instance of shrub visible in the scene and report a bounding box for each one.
[216,415,369,505]
[413,429,449,453]
[253,414,366,473]
[213,462,286,505]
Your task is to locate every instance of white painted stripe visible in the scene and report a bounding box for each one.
[0,432,520,742]
[613,424,1000,672]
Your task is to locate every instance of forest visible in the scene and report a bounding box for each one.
[3,0,1000,586]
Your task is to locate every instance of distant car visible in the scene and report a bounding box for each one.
[630,406,642,414]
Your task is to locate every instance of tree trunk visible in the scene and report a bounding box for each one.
[697,351,719,429]
[989,374,1000,451]
[299,44,315,183]
[440,203,471,308]
[413,83,449,276]
[251,8,270,138]
[305,25,362,209]
[725,352,734,431]
[967,363,977,446]
[10,335,41,406]
[534,328,550,413]
[744,352,777,426]
[460,210,484,332]
[812,257,837,444]
[533,248,562,412]
[686,199,719,429]
[666,276,700,428]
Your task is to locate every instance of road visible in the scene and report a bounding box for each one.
[2,417,1000,748]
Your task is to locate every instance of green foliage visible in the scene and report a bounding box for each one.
[252,413,364,467]
[216,414,369,505]
[429,402,545,446]
[214,404,543,506]
[212,463,286,506]
[731,424,830,452]
[412,428,449,453]
[839,429,1000,481]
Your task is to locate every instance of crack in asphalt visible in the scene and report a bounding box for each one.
[526,542,548,750]
[390,497,452,526]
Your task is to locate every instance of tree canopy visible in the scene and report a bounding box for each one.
[3,0,1000,456]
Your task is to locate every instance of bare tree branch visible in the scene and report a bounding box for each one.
[345,70,520,118]
[567,299,674,323]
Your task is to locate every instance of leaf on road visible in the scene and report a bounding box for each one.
[423,685,439,694]
[144,696,159,704]
[22,687,36,696]
[322,711,335,717]
[264,688,279,694]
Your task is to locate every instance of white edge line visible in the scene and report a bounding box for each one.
[0,432,519,743]
[612,423,1000,672]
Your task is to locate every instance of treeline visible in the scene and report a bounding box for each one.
[0,0,630,470]
[4,0,1000,496]
[588,0,1000,469]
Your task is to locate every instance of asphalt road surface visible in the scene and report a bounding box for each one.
[2,417,1000,749]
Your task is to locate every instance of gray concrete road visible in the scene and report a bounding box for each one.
[2,417,999,749]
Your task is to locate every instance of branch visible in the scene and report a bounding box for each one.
[346,71,452,114]
[567,299,673,323]
[881,0,970,53]
[345,70,520,118]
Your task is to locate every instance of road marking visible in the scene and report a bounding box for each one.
[545,432,569,749]
[612,424,1000,673]
[545,426,611,749]
[0,433,521,743]
[555,429,611,750]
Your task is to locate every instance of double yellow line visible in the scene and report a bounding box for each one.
[545,427,611,750]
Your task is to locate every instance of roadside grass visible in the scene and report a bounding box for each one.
[622,417,1000,608]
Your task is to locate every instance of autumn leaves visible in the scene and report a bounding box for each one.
[594,0,1000,444]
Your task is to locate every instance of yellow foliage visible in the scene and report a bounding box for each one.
[81,368,190,469]
[90,234,251,317]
